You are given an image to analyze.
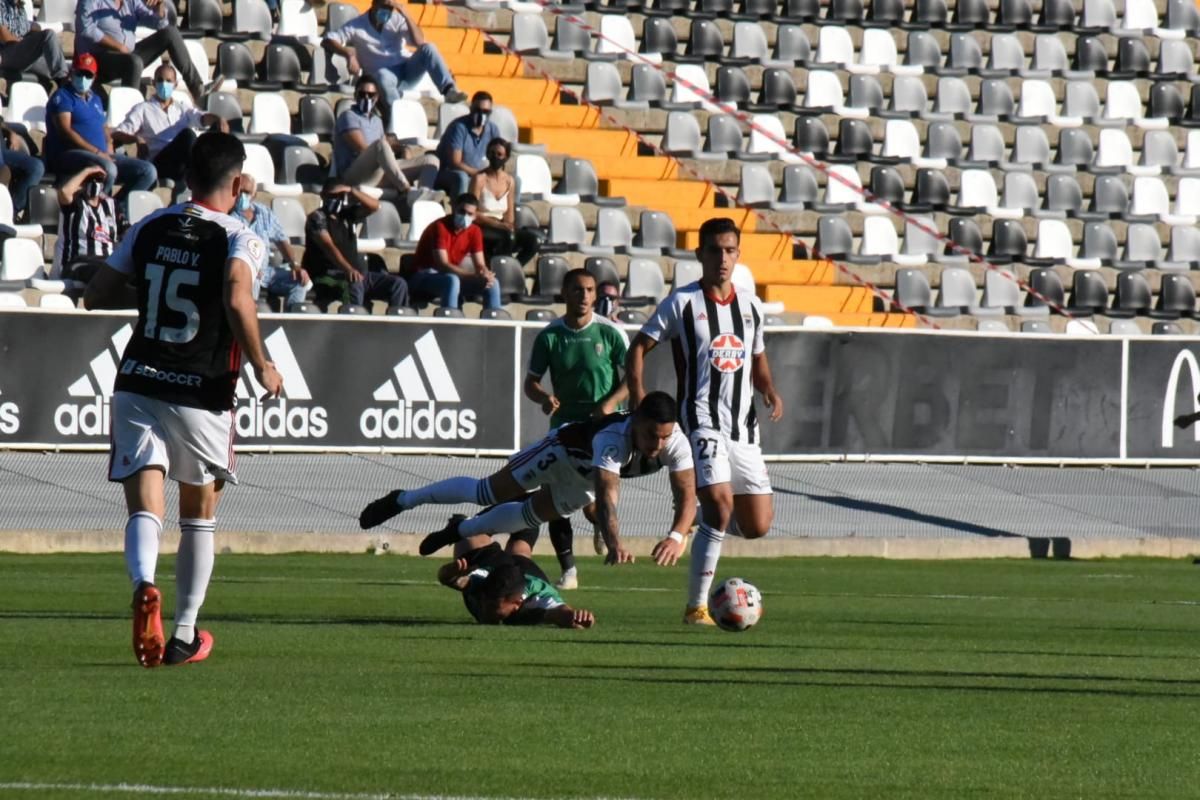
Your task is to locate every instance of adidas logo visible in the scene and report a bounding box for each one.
[54,324,133,436]
[0,384,19,435]
[233,328,328,439]
[360,330,477,441]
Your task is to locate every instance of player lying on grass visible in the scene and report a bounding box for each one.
[437,531,595,627]
[360,391,696,566]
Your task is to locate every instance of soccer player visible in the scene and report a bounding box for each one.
[437,532,595,628]
[360,391,696,568]
[523,268,629,590]
[626,217,784,626]
[84,131,283,668]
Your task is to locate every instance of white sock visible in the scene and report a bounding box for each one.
[459,498,542,538]
[173,518,216,643]
[402,477,494,508]
[124,511,162,587]
[688,524,725,608]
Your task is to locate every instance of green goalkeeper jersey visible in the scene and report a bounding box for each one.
[528,315,629,429]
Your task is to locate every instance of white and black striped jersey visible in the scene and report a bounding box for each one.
[54,197,118,274]
[555,413,693,479]
[639,281,766,444]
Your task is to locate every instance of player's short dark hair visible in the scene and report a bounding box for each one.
[481,562,525,612]
[455,193,479,209]
[189,132,246,196]
[637,391,677,425]
[561,268,595,292]
[698,217,741,249]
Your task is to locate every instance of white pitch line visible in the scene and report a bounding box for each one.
[0,782,640,800]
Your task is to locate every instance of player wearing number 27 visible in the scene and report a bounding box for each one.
[626,217,784,626]
[84,132,284,668]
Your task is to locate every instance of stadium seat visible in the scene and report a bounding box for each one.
[249,93,297,139]
[106,86,144,128]
[535,255,570,298]
[491,256,526,302]
[5,82,48,131]
[0,185,41,239]
[2,238,62,292]
[387,99,436,148]
[630,211,678,257]
[640,17,678,61]
[185,0,223,34]
[1157,274,1196,317]
[127,191,164,225]
[584,256,621,287]
[1111,271,1153,317]
[272,197,307,243]
[596,16,640,60]
[748,114,801,162]
[773,165,819,210]
[326,2,358,32]
[232,0,273,39]
[581,208,633,256]
[406,201,443,244]
[625,258,666,302]
[277,0,319,41]
[262,44,304,90]
[0,292,26,307]
[516,155,578,206]
[548,207,588,249]
[672,260,702,289]
[479,308,513,321]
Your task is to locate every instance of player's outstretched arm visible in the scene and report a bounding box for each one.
[83,264,136,310]
[652,468,697,567]
[625,333,658,409]
[751,352,784,422]
[224,256,282,398]
[1174,394,1200,429]
[594,469,633,565]
[546,605,595,629]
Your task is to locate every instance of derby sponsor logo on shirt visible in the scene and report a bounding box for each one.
[709,333,746,373]
[361,331,477,441]
[235,328,328,439]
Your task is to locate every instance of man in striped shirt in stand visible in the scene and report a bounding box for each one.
[54,165,120,290]
[626,217,785,626]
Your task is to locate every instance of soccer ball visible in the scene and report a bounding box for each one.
[709,578,763,632]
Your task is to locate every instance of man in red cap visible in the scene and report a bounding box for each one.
[45,52,157,215]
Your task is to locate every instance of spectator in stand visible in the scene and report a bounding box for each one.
[233,174,309,309]
[303,180,409,311]
[434,92,497,198]
[45,53,157,213]
[321,0,468,108]
[408,192,501,311]
[0,0,68,83]
[0,121,43,218]
[334,74,430,195]
[54,165,120,287]
[75,0,208,100]
[469,138,540,266]
[112,64,229,185]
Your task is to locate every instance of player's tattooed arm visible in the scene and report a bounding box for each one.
[83,265,136,309]
[437,558,472,591]
[751,352,784,422]
[652,468,697,567]
[595,469,634,565]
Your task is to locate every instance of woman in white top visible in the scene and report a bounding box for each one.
[469,138,540,265]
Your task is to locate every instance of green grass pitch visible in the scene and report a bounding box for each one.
[2,553,1199,800]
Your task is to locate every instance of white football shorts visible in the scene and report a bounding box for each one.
[506,435,594,517]
[688,427,772,495]
[108,391,237,486]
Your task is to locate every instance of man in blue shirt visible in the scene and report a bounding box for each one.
[234,173,310,309]
[321,0,467,109]
[75,0,206,99]
[0,0,67,82]
[45,52,157,212]
[334,75,429,194]
[434,92,499,199]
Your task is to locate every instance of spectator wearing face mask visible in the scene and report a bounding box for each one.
[321,0,468,109]
[434,92,498,199]
[0,0,68,83]
[233,173,309,309]
[111,64,229,184]
[45,52,158,213]
[334,74,431,195]
[303,180,409,311]
[469,138,540,266]
[407,192,501,311]
[54,165,120,288]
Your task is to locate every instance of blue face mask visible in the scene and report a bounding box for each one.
[373,8,392,26]
[155,81,174,101]
[72,74,93,94]
[235,193,252,212]
[453,213,473,230]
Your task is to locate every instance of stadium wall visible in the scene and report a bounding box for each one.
[3,309,1200,464]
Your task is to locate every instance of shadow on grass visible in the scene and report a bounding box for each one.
[0,611,472,627]
[442,669,1200,700]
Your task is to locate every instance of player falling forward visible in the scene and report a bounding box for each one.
[626,217,784,626]
[360,391,696,567]
[84,132,283,667]
[438,532,595,628]
[524,267,630,589]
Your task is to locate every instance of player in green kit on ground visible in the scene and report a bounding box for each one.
[522,268,629,590]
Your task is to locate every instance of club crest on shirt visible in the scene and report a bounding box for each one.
[709,333,745,373]
[601,444,619,462]
[247,237,264,262]
[595,342,605,356]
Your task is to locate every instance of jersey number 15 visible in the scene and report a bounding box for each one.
[144,263,200,344]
